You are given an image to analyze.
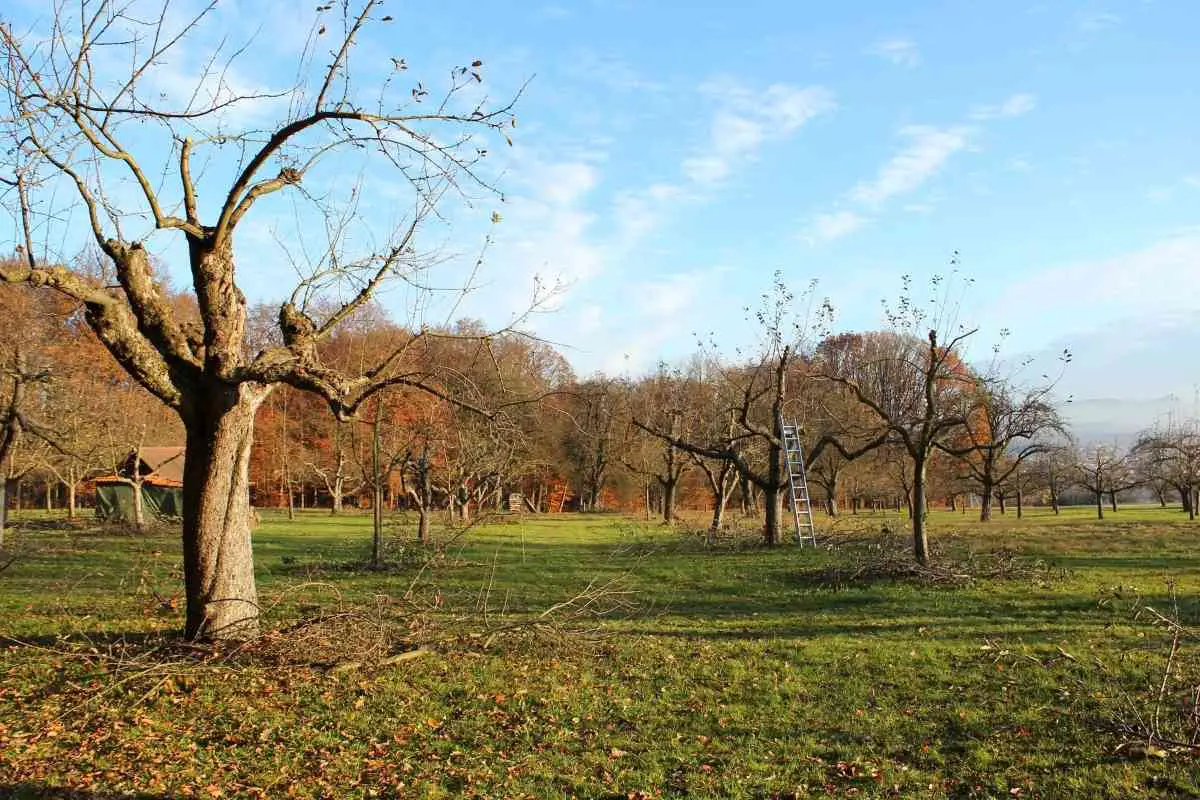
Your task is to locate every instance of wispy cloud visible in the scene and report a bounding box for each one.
[969,93,1037,121]
[849,125,973,206]
[1077,11,1121,32]
[685,81,836,186]
[614,80,834,246]
[983,234,1200,330]
[869,38,920,67]
[803,210,865,244]
[566,50,664,92]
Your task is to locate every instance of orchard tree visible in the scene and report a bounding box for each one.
[1133,420,1200,519]
[0,2,519,640]
[637,275,833,545]
[816,274,978,565]
[946,369,1068,522]
[1074,443,1136,519]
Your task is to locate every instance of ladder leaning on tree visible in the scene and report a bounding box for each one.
[779,416,817,547]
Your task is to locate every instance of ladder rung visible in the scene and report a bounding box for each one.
[780,416,817,548]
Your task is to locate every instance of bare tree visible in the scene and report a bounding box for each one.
[943,372,1068,521]
[1074,443,1136,520]
[1134,419,1200,520]
[562,377,625,513]
[0,2,520,640]
[636,275,832,545]
[815,273,977,565]
[622,366,694,524]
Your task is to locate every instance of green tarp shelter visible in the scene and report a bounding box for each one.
[95,481,183,521]
[94,446,185,523]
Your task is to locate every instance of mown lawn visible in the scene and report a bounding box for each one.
[1,506,1198,798]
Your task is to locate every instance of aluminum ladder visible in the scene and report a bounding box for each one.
[781,419,817,547]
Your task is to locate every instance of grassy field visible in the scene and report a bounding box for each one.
[1,505,1198,798]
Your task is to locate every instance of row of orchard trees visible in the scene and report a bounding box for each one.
[3,259,1195,629]
[4,268,1193,547]
[0,0,1181,641]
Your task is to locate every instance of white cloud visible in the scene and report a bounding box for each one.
[869,38,920,67]
[970,93,1037,121]
[849,125,972,206]
[803,211,865,244]
[614,80,834,246]
[686,81,835,187]
[576,304,603,335]
[1183,175,1200,189]
[528,161,599,205]
[612,182,687,245]
[633,273,702,319]
[984,235,1200,330]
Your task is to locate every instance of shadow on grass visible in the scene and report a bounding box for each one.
[0,784,172,799]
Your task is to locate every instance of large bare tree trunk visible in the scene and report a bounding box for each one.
[180,382,268,641]
[1095,490,1104,520]
[912,456,930,565]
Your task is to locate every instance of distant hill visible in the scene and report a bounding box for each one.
[1011,312,1200,445]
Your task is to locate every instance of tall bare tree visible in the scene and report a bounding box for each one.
[0,2,519,639]
[815,274,978,565]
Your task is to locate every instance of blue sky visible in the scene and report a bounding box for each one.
[4,0,1200,413]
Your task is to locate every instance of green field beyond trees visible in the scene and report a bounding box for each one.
[2,509,1198,799]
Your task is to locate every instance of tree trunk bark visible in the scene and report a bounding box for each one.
[331,473,344,514]
[67,473,76,520]
[739,474,754,516]
[1095,489,1104,520]
[45,480,53,512]
[709,491,726,543]
[997,490,1007,515]
[417,506,430,543]
[763,484,782,546]
[1015,487,1023,519]
[979,481,994,522]
[912,456,930,565]
[180,382,268,642]
[371,412,383,568]
[132,479,146,531]
[1108,489,1118,513]
[1050,487,1060,514]
[662,478,677,524]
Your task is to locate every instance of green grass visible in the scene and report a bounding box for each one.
[2,506,1199,798]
